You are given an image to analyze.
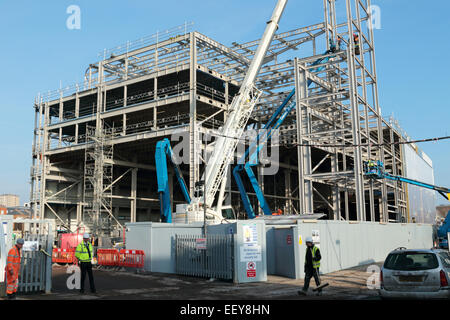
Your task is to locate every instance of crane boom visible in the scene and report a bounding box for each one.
[201,0,288,208]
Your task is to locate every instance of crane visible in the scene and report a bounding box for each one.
[155,138,191,223]
[185,0,288,222]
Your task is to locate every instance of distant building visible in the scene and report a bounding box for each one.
[6,206,32,219]
[0,194,20,207]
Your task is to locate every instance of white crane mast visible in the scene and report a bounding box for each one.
[201,0,288,209]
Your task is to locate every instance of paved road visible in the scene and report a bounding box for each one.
[6,262,383,300]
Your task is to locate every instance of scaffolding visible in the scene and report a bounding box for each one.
[30,0,412,235]
[83,125,121,236]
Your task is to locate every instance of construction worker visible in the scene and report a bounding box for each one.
[272,209,283,216]
[328,38,337,54]
[353,33,360,55]
[298,236,322,296]
[337,36,343,51]
[368,160,377,175]
[75,233,96,294]
[327,36,343,55]
[5,238,24,300]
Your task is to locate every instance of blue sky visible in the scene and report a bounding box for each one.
[0,0,449,206]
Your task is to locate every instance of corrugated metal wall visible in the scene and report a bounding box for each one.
[126,220,433,282]
[267,221,433,279]
[125,222,204,273]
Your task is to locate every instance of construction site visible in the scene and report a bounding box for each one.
[1,0,449,303]
[30,0,431,234]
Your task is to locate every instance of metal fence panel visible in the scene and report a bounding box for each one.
[14,220,54,294]
[175,234,233,280]
[18,234,48,293]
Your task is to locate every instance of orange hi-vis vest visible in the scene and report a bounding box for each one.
[5,246,21,294]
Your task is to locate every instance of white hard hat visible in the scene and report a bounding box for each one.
[305,236,313,243]
[83,233,90,239]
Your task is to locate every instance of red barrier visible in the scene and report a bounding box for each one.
[118,249,145,268]
[52,248,76,264]
[97,249,120,266]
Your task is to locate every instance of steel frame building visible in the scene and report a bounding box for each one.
[30,0,410,236]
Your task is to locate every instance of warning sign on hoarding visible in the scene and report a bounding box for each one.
[240,244,261,262]
[195,238,207,250]
[242,224,258,244]
[246,261,256,278]
[312,230,320,243]
[286,234,292,245]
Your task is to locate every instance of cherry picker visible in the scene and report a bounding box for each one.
[364,160,450,248]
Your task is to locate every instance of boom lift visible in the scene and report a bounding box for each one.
[155,138,237,222]
[233,45,340,219]
[155,138,191,223]
[364,160,450,248]
[363,160,450,202]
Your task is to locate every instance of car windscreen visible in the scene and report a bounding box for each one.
[384,252,439,271]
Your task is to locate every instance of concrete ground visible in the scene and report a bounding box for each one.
[5,262,383,300]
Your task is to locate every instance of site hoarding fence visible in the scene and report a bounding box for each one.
[175,234,234,280]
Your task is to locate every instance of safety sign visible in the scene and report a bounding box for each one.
[242,224,258,244]
[240,244,261,262]
[195,238,207,250]
[312,230,320,243]
[246,261,256,278]
[286,234,292,245]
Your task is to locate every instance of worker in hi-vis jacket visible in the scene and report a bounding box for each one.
[298,237,322,296]
[5,238,24,300]
[75,233,96,294]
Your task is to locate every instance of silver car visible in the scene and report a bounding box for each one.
[380,248,450,299]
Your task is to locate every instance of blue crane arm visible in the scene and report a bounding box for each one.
[383,173,450,201]
[155,138,191,223]
[364,160,450,201]
[233,88,296,219]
